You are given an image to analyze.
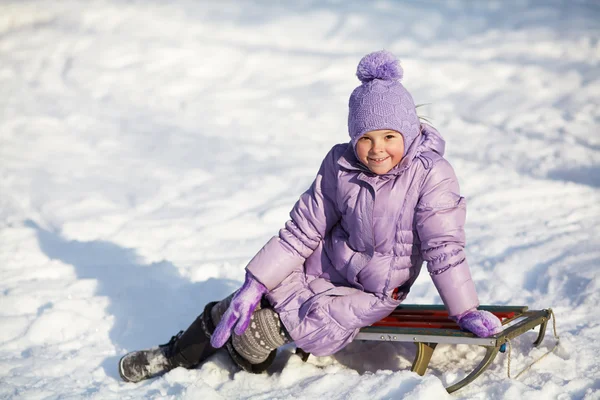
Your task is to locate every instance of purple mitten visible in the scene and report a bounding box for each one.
[210,272,268,348]
[456,310,503,337]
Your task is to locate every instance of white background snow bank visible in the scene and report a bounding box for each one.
[1,0,599,398]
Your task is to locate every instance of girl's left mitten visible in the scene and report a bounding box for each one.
[456,309,503,338]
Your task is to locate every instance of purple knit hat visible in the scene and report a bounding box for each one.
[348,50,420,155]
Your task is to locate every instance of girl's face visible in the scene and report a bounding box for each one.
[355,129,405,174]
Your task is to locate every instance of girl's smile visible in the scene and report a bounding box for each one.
[368,156,390,163]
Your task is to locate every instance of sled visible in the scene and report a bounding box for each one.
[296,305,553,393]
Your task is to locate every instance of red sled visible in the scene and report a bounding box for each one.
[296,305,553,393]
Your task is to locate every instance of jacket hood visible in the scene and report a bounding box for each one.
[418,122,445,157]
[339,122,445,177]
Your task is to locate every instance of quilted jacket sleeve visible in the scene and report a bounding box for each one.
[415,158,479,316]
[246,145,343,290]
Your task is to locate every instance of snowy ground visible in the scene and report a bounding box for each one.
[1,0,599,399]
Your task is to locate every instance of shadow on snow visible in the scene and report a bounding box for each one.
[25,220,236,380]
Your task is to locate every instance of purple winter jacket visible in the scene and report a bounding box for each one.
[246,123,479,356]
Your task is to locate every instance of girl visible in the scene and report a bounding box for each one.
[119,50,502,383]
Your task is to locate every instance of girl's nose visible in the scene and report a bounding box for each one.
[372,140,384,152]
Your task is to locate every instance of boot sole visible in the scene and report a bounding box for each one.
[118,354,136,383]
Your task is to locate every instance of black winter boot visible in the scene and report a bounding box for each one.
[119,302,219,383]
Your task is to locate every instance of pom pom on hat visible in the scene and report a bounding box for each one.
[356,50,403,83]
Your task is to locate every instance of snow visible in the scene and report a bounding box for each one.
[1,0,599,398]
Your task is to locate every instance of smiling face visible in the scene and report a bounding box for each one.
[355,129,405,174]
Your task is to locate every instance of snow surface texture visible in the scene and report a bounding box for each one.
[1,0,599,399]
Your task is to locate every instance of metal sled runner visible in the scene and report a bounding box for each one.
[296,305,553,394]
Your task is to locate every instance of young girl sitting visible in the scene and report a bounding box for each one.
[119,50,502,383]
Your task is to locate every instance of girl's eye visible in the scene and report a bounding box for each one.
[386,135,396,139]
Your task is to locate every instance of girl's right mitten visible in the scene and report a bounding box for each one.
[210,272,268,348]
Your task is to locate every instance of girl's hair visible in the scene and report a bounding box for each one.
[416,103,433,125]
